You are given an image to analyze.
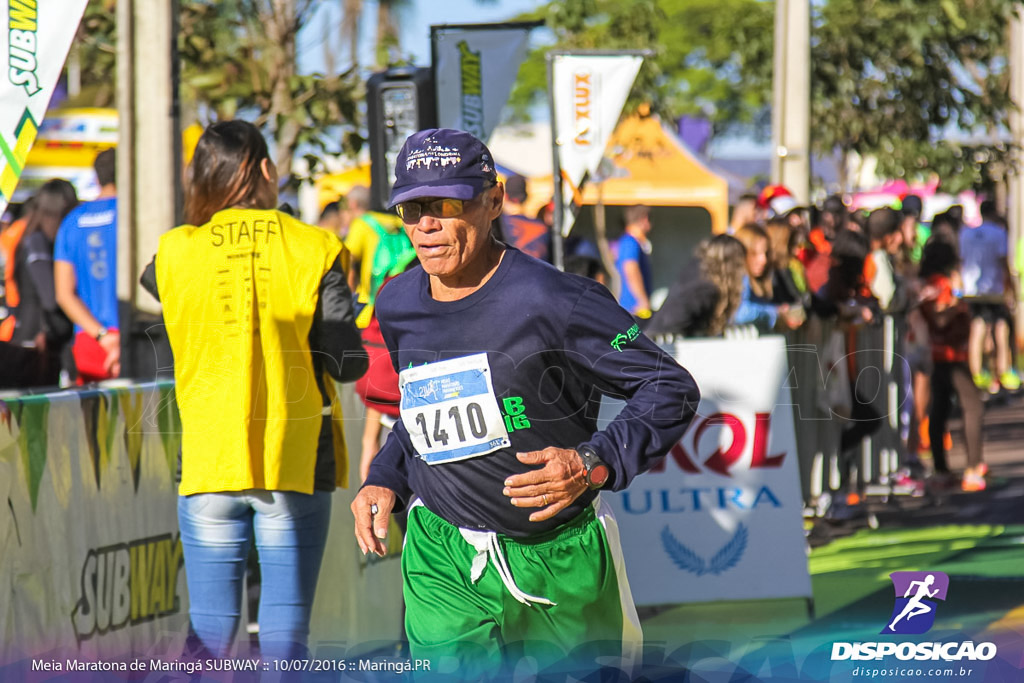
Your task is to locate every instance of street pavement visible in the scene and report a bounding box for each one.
[639,391,1024,682]
[874,391,1024,528]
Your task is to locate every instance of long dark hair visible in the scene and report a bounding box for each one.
[23,178,78,242]
[185,120,277,225]
[918,235,959,279]
[824,228,870,301]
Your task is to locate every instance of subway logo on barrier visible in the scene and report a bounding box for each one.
[71,533,184,643]
[8,0,41,96]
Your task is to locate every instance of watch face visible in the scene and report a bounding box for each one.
[589,464,610,488]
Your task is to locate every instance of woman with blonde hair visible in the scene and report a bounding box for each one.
[733,223,803,331]
[764,218,808,306]
[647,234,747,337]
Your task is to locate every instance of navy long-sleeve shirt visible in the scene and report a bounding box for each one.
[363,247,700,537]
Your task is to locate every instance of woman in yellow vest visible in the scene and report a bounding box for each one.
[142,120,367,659]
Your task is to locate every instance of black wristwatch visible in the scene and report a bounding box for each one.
[94,326,109,341]
[577,446,610,490]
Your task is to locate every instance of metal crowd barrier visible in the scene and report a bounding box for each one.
[0,380,403,661]
[657,313,911,511]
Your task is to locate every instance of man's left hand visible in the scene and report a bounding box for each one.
[503,447,588,522]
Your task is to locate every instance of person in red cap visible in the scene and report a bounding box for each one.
[758,185,799,219]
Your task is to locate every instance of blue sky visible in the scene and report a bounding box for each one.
[298,0,546,74]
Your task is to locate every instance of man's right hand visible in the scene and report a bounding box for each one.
[351,485,396,556]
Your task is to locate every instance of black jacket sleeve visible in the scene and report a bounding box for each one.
[140,258,159,301]
[311,255,368,383]
[647,278,720,337]
[360,418,415,510]
[567,283,701,491]
[22,234,72,343]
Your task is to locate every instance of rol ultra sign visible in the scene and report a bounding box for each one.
[602,336,812,606]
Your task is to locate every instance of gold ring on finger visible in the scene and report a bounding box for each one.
[542,494,549,506]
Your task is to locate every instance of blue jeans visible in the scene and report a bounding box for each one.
[178,490,331,659]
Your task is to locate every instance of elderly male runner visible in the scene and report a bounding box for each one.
[352,129,700,678]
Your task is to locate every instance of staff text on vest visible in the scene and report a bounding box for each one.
[210,219,279,247]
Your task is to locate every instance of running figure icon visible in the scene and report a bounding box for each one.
[888,574,939,631]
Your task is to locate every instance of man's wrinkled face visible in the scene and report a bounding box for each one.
[397,184,503,280]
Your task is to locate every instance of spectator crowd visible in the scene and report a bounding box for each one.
[643,185,1019,496]
[2,155,1020,500]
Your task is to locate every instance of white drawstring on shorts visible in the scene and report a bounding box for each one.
[458,528,556,607]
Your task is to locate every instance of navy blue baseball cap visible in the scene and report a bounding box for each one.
[388,128,498,208]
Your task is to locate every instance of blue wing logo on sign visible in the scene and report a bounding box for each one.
[661,524,748,576]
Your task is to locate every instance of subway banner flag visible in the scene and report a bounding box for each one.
[433,24,533,143]
[1,0,87,214]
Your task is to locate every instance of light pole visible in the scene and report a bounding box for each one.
[117,0,181,376]
[771,0,811,204]
[1009,6,1024,348]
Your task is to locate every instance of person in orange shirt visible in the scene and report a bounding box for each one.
[6,180,78,387]
[918,237,986,492]
[0,206,29,341]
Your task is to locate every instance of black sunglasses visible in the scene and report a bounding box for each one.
[395,183,496,224]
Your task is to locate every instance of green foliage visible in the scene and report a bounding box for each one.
[507,0,774,131]
[66,0,1022,193]
[657,0,773,128]
[68,0,117,107]
[511,0,1020,192]
[69,0,364,185]
[811,0,1019,192]
[179,0,363,184]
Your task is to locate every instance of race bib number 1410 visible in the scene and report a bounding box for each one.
[399,353,510,464]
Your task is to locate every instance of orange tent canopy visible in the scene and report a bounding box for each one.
[579,113,728,233]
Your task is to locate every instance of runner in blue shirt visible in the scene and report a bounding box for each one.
[614,205,654,319]
[54,148,120,382]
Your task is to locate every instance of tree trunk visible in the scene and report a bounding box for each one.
[341,0,362,67]
[265,0,300,182]
[375,0,399,67]
[594,182,620,298]
[838,149,849,194]
[322,18,335,75]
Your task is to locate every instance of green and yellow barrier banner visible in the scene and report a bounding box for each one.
[1,0,88,213]
[0,382,403,662]
[0,384,188,660]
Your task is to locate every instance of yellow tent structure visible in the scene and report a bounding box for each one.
[498,113,729,301]
[579,113,728,233]
[507,113,729,233]
[315,164,371,211]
